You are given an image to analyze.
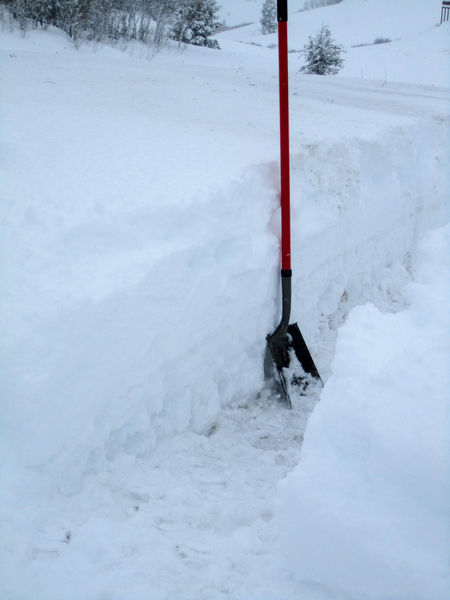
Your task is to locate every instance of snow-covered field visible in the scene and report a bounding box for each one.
[1,1,449,598]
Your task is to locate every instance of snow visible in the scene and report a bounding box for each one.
[0,1,449,598]
[218,0,264,27]
[219,0,450,87]
[276,225,450,600]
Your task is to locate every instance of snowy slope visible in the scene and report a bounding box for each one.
[218,0,450,86]
[1,1,449,598]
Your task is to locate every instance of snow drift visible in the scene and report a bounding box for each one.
[276,225,450,599]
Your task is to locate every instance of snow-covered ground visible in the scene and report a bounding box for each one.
[1,1,449,598]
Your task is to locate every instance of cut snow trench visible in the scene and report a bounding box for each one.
[2,118,448,478]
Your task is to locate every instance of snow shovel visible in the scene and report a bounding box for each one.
[265,0,322,406]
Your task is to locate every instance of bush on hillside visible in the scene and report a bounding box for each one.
[300,24,344,75]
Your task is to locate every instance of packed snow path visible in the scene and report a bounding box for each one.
[6,397,318,600]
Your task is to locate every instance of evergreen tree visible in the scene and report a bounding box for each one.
[300,24,344,75]
[260,0,276,35]
[171,0,220,49]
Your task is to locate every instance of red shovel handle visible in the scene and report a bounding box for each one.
[277,1,291,272]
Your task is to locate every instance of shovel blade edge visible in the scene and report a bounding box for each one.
[265,322,323,406]
[287,323,322,384]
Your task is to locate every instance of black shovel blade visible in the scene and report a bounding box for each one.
[266,322,322,405]
[287,323,322,382]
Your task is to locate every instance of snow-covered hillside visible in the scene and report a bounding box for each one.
[1,1,449,598]
[219,0,450,86]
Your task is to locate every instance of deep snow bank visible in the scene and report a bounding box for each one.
[0,22,449,517]
[276,225,450,600]
[2,117,448,486]
[287,116,450,376]
[1,28,448,495]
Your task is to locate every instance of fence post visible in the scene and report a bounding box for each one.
[441,1,450,24]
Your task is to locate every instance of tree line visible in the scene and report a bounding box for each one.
[1,0,222,49]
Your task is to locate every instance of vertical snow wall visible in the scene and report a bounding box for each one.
[1,118,448,492]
